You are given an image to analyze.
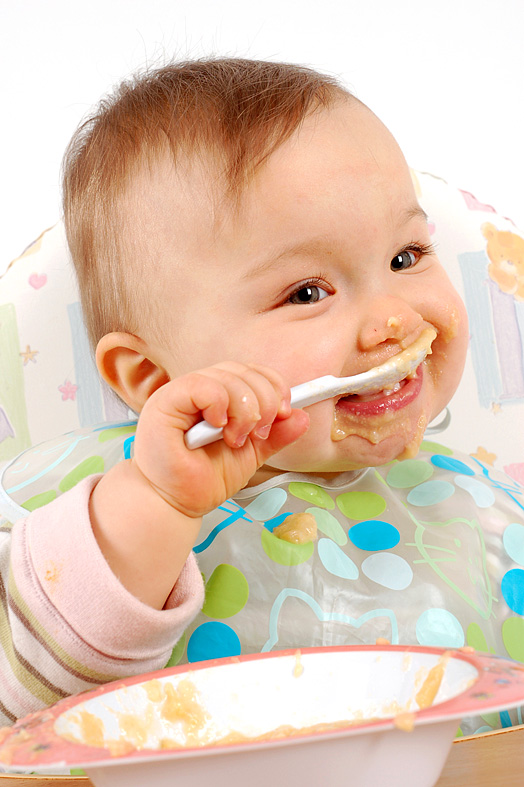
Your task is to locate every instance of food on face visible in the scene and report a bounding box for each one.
[273,512,318,544]
[387,316,401,330]
[375,327,436,380]
[397,413,428,460]
[331,328,437,453]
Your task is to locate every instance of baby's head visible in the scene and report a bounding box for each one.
[63,57,468,473]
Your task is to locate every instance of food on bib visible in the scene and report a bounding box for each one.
[273,512,318,544]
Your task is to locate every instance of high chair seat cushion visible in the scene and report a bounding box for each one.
[0,171,523,478]
[0,223,129,465]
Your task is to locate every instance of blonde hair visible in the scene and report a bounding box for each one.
[62,58,348,348]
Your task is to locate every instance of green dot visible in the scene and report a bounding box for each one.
[21,490,57,512]
[97,424,137,443]
[261,529,314,566]
[386,459,434,489]
[58,456,105,493]
[165,632,187,667]
[288,482,335,510]
[420,440,453,456]
[201,564,249,619]
[502,617,524,662]
[307,507,348,545]
[480,712,499,729]
[336,491,386,520]
[466,622,489,653]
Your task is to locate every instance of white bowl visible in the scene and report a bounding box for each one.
[2,645,524,787]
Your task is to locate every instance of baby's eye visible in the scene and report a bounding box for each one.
[390,242,436,272]
[287,283,331,305]
[390,250,417,271]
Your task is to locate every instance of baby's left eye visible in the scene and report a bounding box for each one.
[287,283,331,305]
[390,250,417,271]
[390,242,435,271]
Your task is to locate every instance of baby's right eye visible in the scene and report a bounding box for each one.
[286,280,331,305]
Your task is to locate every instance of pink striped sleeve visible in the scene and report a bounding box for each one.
[12,475,204,668]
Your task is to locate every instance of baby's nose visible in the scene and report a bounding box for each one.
[357,297,424,351]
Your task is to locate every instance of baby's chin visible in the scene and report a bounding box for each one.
[259,430,425,480]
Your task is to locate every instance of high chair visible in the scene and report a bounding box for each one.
[0,170,523,785]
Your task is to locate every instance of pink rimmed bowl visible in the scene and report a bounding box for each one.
[1,645,524,787]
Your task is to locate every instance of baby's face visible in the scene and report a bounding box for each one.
[133,99,468,475]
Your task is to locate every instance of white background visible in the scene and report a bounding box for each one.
[1,0,523,274]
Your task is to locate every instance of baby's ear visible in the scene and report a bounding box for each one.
[96,333,170,413]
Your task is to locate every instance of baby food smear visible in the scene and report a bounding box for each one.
[56,650,454,756]
[273,513,318,544]
[331,328,437,447]
[393,712,415,732]
[415,651,451,709]
[293,649,304,678]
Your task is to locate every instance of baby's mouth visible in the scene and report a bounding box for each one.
[332,326,436,417]
[344,377,407,402]
[335,365,424,417]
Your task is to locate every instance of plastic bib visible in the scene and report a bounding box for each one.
[1,422,524,735]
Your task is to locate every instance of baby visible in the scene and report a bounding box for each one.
[0,59,522,736]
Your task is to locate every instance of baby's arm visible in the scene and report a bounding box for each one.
[1,477,203,725]
[89,362,309,609]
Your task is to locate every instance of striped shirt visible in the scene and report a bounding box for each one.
[0,476,203,725]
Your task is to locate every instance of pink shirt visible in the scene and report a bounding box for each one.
[0,476,204,725]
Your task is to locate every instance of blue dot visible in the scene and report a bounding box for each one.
[416,608,465,648]
[244,488,288,520]
[318,538,359,579]
[362,553,413,590]
[348,520,400,551]
[431,455,475,475]
[501,569,524,615]
[187,622,241,662]
[503,523,524,566]
[454,476,495,508]
[407,480,455,507]
[473,725,494,735]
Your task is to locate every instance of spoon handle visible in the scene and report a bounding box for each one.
[184,328,435,450]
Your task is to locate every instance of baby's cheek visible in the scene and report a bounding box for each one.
[439,279,469,340]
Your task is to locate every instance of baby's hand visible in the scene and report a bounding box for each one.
[131,362,310,519]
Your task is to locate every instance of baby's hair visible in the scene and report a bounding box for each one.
[62,58,349,348]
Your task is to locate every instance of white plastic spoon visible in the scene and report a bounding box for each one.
[185,328,437,449]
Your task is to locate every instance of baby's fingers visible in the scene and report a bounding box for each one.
[252,408,310,465]
[147,363,292,450]
[210,363,290,447]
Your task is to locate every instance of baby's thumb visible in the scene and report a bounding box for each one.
[254,409,310,462]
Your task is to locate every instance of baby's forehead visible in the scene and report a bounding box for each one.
[122,101,411,263]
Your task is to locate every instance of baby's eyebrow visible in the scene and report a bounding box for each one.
[401,205,429,225]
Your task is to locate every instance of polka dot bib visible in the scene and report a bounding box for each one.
[1,422,523,734]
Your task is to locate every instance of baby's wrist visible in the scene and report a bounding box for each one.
[126,458,205,521]
[89,461,203,608]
